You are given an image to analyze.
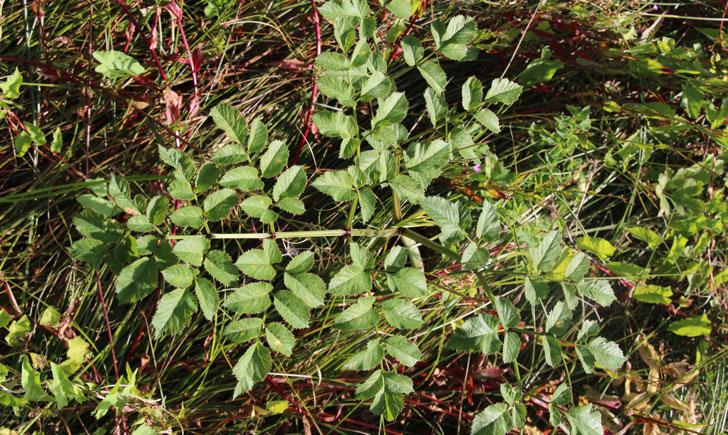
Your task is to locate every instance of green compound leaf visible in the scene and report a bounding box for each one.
[116,257,159,304]
[204,188,237,221]
[424,87,447,127]
[405,140,450,185]
[151,288,198,339]
[317,71,356,106]
[273,290,310,329]
[168,178,195,201]
[368,370,414,421]
[195,162,221,193]
[93,50,147,78]
[627,226,662,249]
[170,206,204,228]
[389,174,424,204]
[344,338,384,371]
[524,277,550,305]
[69,238,107,264]
[260,140,289,178]
[576,345,596,374]
[312,170,357,202]
[387,267,428,298]
[240,195,277,223]
[224,282,273,314]
[194,278,218,321]
[235,249,276,280]
[372,92,408,129]
[385,335,420,367]
[587,337,626,370]
[421,196,464,241]
[381,298,423,329]
[565,252,590,282]
[204,249,239,287]
[529,230,562,273]
[576,279,616,307]
[386,0,412,19]
[545,301,573,336]
[162,264,197,288]
[211,145,247,165]
[210,103,248,145]
[329,265,371,296]
[418,62,447,93]
[276,197,306,215]
[272,165,307,201]
[248,117,268,154]
[265,322,295,356]
[462,76,483,112]
[471,402,511,435]
[232,342,271,397]
[77,193,121,217]
[284,272,327,308]
[432,15,476,60]
[286,251,315,274]
[564,404,603,435]
[360,71,394,102]
[223,318,263,342]
[312,110,357,138]
[334,296,379,330]
[484,78,523,105]
[315,51,350,71]
[350,242,373,269]
[219,166,264,191]
[318,0,370,21]
[476,200,500,241]
[668,313,712,337]
[126,215,156,232]
[446,313,501,354]
[172,236,209,267]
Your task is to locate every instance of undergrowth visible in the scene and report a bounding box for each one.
[1,0,727,434]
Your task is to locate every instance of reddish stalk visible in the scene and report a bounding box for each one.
[114,0,167,82]
[290,0,321,166]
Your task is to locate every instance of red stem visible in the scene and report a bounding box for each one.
[114,0,167,82]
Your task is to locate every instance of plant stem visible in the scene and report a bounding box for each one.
[167,228,400,240]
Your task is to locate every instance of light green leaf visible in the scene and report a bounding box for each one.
[633,285,672,305]
[272,166,307,201]
[484,78,523,105]
[50,127,63,153]
[577,236,616,261]
[315,52,350,71]
[360,71,394,101]
[172,236,209,266]
[1,68,22,98]
[210,103,248,145]
[116,257,159,304]
[211,144,247,165]
[350,242,373,269]
[389,174,424,204]
[450,126,477,160]
[401,36,424,66]
[286,251,315,274]
[494,297,519,329]
[344,338,384,370]
[503,331,520,363]
[311,110,357,138]
[93,50,147,78]
[329,265,371,296]
[194,278,218,321]
[126,215,155,233]
[145,195,168,225]
[405,140,450,185]
[5,315,31,347]
[265,322,295,356]
[162,264,197,288]
[564,405,603,435]
[219,166,264,191]
[204,188,237,221]
[577,319,599,341]
[50,363,79,408]
[462,242,489,270]
[334,296,379,330]
[474,108,500,133]
[73,210,124,243]
[542,335,561,367]
[276,196,306,215]
[235,249,276,280]
[424,87,447,127]
[14,132,32,157]
[240,195,277,223]
[285,272,327,308]
[565,252,590,282]
[529,230,562,273]
[223,317,263,342]
[667,313,711,337]
[387,267,428,298]
[248,117,268,153]
[312,170,356,202]
[417,62,447,93]
[77,194,121,217]
[25,123,46,145]
[317,71,356,106]
[224,282,273,313]
[195,162,220,193]
[69,238,107,264]
[170,206,204,227]
[372,92,408,129]
[587,337,626,370]
[370,371,413,421]
[232,342,271,397]
[627,227,662,249]
[385,335,420,367]
[260,140,289,178]
[158,146,195,177]
[421,196,464,240]
[358,188,377,222]
[151,288,198,338]
[381,298,424,329]
[386,0,411,18]
[446,313,501,354]
[168,178,195,200]
[273,290,310,329]
[576,279,616,306]
[576,345,596,374]
[22,355,44,400]
[545,301,572,336]
[524,277,550,305]
[204,249,239,287]
[462,76,483,112]
[476,200,500,241]
[471,403,511,435]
